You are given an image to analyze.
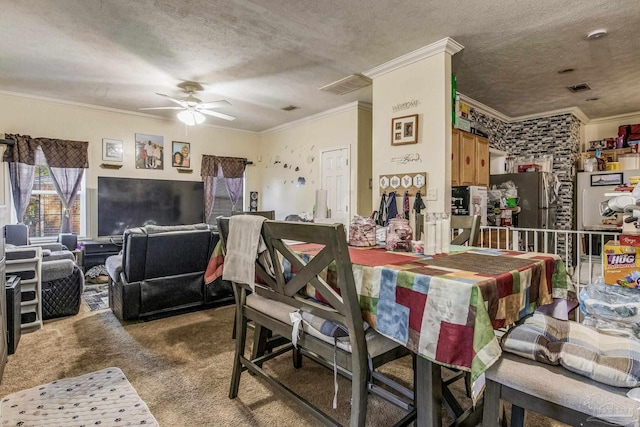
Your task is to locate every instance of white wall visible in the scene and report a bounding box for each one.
[0,92,260,238]
[257,102,370,220]
[584,112,640,148]
[371,49,454,227]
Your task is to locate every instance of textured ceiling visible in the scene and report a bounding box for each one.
[1,0,639,132]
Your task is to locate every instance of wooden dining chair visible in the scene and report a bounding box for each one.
[450,215,481,246]
[217,215,287,357]
[231,210,276,220]
[227,220,415,427]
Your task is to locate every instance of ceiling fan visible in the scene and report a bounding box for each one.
[139,82,236,125]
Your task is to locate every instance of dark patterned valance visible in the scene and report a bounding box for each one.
[201,155,246,178]
[201,155,218,177]
[2,134,39,164]
[3,134,89,168]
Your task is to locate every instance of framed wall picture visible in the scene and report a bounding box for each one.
[391,114,418,145]
[172,141,191,168]
[102,138,123,162]
[135,133,164,169]
[590,172,623,187]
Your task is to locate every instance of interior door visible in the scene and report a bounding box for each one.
[321,147,350,229]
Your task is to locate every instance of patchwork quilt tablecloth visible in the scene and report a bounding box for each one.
[293,244,568,382]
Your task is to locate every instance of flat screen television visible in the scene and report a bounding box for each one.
[98,177,205,237]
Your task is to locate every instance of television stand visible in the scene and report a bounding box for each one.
[81,240,121,271]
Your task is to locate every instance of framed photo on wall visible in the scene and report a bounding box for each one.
[135,133,164,169]
[172,141,191,168]
[590,172,623,187]
[102,138,123,162]
[391,114,418,145]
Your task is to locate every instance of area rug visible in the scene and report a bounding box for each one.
[82,284,109,311]
[0,367,159,426]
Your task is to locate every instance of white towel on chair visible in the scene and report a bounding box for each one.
[223,215,268,289]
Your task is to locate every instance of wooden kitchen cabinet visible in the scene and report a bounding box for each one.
[475,135,489,186]
[451,128,490,187]
[452,128,461,186]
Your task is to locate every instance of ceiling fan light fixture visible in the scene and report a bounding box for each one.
[177,109,205,126]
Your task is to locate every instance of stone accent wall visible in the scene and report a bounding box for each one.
[470,109,582,271]
[471,110,581,232]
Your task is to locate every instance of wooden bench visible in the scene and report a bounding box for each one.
[483,352,640,427]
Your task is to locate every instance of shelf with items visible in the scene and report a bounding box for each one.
[5,247,42,332]
[579,147,634,171]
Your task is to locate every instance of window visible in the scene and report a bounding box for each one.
[208,175,245,222]
[22,165,85,238]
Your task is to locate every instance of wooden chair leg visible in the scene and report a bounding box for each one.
[252,325,272,363]
[293,347,302,368]
[229,312,247,399]
[350,355,368,427]
[229,287,247,399]
[510,404,526,427]
[482,380,502,427]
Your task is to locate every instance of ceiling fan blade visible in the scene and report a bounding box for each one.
[139,107,185,110]
[197,100,231,109]
[199,109,236,121]
[156,93,187,107]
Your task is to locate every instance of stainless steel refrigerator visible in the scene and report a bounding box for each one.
[489,172,558,229]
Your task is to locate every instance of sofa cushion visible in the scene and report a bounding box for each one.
[41,259,75,282]
[501,312,640,388]
[246,293,399,357]
[144,223,209,234]
[486,352,640,427]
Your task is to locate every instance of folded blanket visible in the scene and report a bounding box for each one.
[204,240,224,285]
[222,215,268,288]
[502,312,640,388]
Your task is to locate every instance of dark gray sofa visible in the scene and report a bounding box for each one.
[106,224,233,320]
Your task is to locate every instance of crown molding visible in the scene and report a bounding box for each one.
[587,110,640,125]
[0,90,259,135]
[511,106,589,124]
[459,93,591,124]
[363,37,464,79]
[260,101,368,134]
[458,94,511,123]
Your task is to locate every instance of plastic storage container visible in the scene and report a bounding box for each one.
[386,218,413,252]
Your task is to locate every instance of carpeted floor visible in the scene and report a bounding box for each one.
[0,303,569,426]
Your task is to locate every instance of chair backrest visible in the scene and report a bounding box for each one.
[450,215,481,246]
[231,210,275,220]
[4,224,29,246]
[261,221,366,347]
[216,216,275,287]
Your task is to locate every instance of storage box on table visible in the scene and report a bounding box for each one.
[620,234,640,247]
[603,240,640,288]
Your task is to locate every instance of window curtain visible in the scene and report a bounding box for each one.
[3,134,89,230]
[201,155,219,222]
[3,134,38,222]
[38,138,88,233]
[201,155,247,221]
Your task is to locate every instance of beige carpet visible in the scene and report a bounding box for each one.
[0,303,568,426]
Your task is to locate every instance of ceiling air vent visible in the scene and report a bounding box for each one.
[318,73,372,95]
[281,105,299,111]
[567,83,591,93]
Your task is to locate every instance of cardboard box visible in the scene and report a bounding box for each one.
[603,240,640,288]
[455,117,471,132]
[620,234,640,247]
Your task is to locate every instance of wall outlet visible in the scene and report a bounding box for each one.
[426,188,437,201]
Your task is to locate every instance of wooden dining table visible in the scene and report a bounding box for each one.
[292,243,569,427]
